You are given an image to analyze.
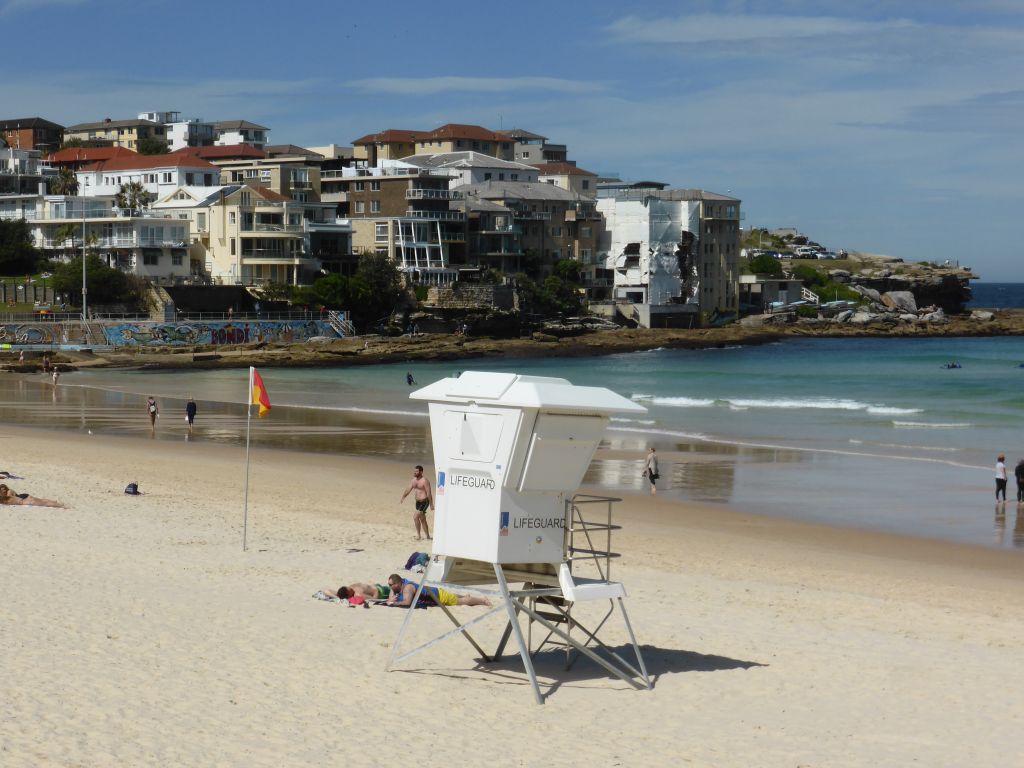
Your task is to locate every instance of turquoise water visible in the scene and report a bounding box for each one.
[8,336,1024,549]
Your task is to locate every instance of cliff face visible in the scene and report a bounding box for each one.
[858,273,972,314]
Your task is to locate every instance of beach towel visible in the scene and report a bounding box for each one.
[404,551,430,570]
[312,591,339,602]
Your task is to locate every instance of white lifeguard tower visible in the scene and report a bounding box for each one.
[387,371,652,703]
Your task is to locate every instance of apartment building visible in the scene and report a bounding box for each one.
[400,151,538,186]
[595,186,741,326]
[25,195,191,283]
[454,180,601,281]
[211,146,323,203]
[213,120,269,149]
[352,124,514,166]
[330,164,464,284]
[153,185,350,286]
[498,128,568,164]
[534,162,597,199]
[138,111,216,151]
[75,155,220,200]
[413,125,514,160]
[0,117,64,153]
[64,118,167,150]
[0,146,46,195]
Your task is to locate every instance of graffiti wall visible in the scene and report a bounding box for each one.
[102,320,336,347]
[0,324,63,345]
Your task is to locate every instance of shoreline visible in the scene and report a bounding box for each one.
[7,309,1024,373]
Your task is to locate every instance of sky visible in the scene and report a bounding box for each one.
[2,0,1021,280]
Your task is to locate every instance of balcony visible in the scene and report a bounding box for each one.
[404,210,465,221]
[290,180,312,190]
[240,223,305,233]
[479,223,520,234]
[405,188,463,200]
[512,210,551,221]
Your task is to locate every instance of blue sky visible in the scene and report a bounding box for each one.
[3,0,1021,279]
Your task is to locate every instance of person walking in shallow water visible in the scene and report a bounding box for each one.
[995,454,1008,502]
[1014,458,1024,503]
[185,396,197,435]
[644,447,660,496]
[147,396,159,436]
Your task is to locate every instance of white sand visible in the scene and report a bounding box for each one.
[2,425,1023,767]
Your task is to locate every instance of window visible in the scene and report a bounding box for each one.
[354,201,365,214]
[375,223,388,242]
[229,211,236,225]
[550,226,562,237]
[581,226,592,238]
[162,172,172,183]
[230,239,236,255]
[370,180,381,191]
[370,200,381,213]
[143,252,159,265]
[205,174,213,185]
[197,212,206,230]
[484,173,492,181]
[582,180,590,190]
[581,249,592,263]
[185,173,194,185]
[172,253,184,266]
[498,173,504,181]
[511,174,518,181]
[354,181,365,191]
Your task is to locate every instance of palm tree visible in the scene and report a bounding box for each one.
[115,181,153,213]
[49,167,79,196]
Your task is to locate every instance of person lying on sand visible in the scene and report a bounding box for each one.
[386,573,491,608]
[330,582,392,602]
[0,483,65,508]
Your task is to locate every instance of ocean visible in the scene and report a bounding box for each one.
[967,282,1024,309]
[4,334,1024,550]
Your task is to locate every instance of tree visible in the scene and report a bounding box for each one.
[115,181,153,211]
[747,254,783,276]
[355,252,404,320]
[51,254,139,305]
[137,136,169,155]
[48,167,79,196]
[0,219,41,275]
[59,137,86,149]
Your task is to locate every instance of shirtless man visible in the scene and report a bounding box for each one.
[386,574,491,608]
[399,464,433,540]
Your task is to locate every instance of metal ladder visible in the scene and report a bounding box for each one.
[526,493,622,667]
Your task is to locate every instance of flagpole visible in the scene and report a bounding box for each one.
[243,365,253,551]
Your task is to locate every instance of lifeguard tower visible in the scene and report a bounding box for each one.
[387,371,652,703]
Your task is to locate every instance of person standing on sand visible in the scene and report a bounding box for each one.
[147,396,159,436]
[185,396,197,434]
[644,447,660,495]
[1014,458,1024,503]
[995,454,1008,502]
[400,464,433,540]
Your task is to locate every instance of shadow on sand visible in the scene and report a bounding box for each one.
[394,643,766,699]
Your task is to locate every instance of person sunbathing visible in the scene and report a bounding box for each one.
[331,581,392,602]
[386,573,491,608]
[0,483,65,508]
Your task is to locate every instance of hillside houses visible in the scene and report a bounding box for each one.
[1,111,741,326]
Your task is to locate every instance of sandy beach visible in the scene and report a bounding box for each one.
[2,424,1023,767]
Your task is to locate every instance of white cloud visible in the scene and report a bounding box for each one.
[0,0,85,16]
[345,76,605,96]
[606,13,917,45]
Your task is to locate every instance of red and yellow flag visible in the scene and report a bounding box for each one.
[250,367,271,417]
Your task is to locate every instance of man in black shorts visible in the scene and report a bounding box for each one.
[399,464,433,540]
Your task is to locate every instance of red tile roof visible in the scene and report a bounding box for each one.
[351,129,423,145]
[46,147,138,164]
[532,162,596,176]
[80,154,218,172]
[426,124,511,143]
[171,145,266,160]
[249,185,290,202]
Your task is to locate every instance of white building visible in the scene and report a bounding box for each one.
[596,187,741,326]
[213,121,269,149]
[24,195,192,283]
[138,111,216,152]
[398,152,538,186]
[75,155,220,201]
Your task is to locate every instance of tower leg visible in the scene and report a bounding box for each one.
[494,564,544,705]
